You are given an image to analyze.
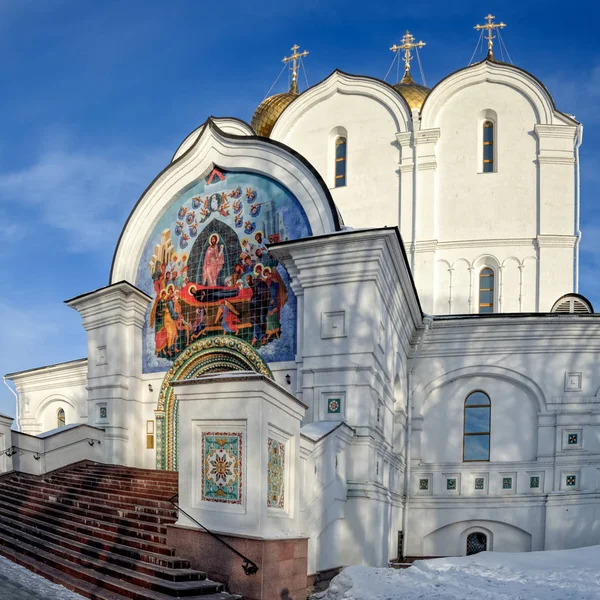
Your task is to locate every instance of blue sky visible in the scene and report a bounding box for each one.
[1,0,599,418]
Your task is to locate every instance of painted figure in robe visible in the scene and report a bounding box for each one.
[202,234,225,287]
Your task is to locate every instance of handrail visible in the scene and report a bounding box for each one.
[168,493,258,576]
[0,438,101,460]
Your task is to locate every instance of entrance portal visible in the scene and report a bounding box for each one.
[154,336,272,470]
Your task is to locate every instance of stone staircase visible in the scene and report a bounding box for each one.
[0,462,240,600]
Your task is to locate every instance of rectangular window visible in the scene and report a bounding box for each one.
[146,420,155,450]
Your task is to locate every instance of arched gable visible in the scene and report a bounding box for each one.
[112,119,340,284]
[172,117,255,162]
[113,120,338,374]
[270,69,412,139]
[421,59,577,129]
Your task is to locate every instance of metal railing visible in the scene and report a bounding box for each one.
[168,493,259,576]
[0,438,101,460]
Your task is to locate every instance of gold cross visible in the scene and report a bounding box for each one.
[282,44,309,94]
[390,31,426,79]
[475,14,506,58]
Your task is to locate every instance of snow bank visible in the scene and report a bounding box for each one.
[320,545,600,599]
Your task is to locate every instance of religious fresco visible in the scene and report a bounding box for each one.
[136,168,312,374]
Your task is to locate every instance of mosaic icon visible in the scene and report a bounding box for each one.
[202,432,242,504]
[267,438,285,509]
[566,475,576,487]
[530,476,540,489]
[568,433,578,445]
[502,477,512,490]
[419,478,429,491]
[328,398,341,414]
[447,478,457,491]
[474,477,485,490]
[138,169,312,375]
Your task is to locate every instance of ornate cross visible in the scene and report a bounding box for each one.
[475,14,506,58]
[390,31,426,78]
[282,44,309,94]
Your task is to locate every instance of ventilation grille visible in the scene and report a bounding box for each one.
[551,296,593,314]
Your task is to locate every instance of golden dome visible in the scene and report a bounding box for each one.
[392,70,430,112]
[251,90,299,137]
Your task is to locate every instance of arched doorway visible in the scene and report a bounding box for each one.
[466,532,487,555]
[155,335,272,470]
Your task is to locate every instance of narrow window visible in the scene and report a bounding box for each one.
[483,121,494,173]
[334,136,347,187]
[479,267,494,313]
[466,532,487,555]
[57,408,66,428]
[463,391,490,461]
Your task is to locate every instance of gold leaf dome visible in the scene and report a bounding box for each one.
[392,71,430,112]
[251,90,299,137]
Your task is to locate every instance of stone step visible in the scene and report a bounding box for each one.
[6,478,178,517]
[0,524,212,592]
[14,475,177,510]
[0,496,168,545]
[49,471,178,493]
[72,463,179,482]
[0,502,176,558]
[0,540,240,600]
[0,489,168,534]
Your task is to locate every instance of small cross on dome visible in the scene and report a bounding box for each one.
[475,14,506,59]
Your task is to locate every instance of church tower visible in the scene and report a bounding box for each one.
[257,18,581,315]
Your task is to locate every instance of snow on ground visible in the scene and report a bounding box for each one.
[0,555,85,599]
[320,546,600,600]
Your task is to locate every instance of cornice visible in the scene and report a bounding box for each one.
[535,234,578,249]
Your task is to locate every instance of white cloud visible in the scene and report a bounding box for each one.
[0,140,167,253]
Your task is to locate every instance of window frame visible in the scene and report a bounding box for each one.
[478,267,495,313]
[463,390,491,462]
[57,407,66,428]
[482,120,494,173]
[334,136,347,188]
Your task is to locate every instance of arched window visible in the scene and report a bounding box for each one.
[478,268,494,313]
[57,408,66,428]
[463,391,490,461]
[483,121,494,173]
[334,136,347,187]
[466,532,487,555]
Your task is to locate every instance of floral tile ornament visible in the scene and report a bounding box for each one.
[446,478,457,491]
[566,475,577,487]
[530,476,540,489]
[327,398,341,414]
[419,478,429,491]
[568,433,578,445]
[202,432,243,504]
[474,477,485,490]
[267,438,285,508]
[502,477,513,489]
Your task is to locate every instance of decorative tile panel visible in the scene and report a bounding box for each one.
[568,433,578,445]
[202,432,243,504]
[530,476,540,489]
[327,398,341,414]
[502,477,513,490]
[474,477,485,490]
[136,168,311,375]
[267,438,285,509]
[419,478,429,491]
[566,475,577,488]
[446,478,457,491]
[99,406,107,419]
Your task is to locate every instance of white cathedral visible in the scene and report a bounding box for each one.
[4,17,600,586]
